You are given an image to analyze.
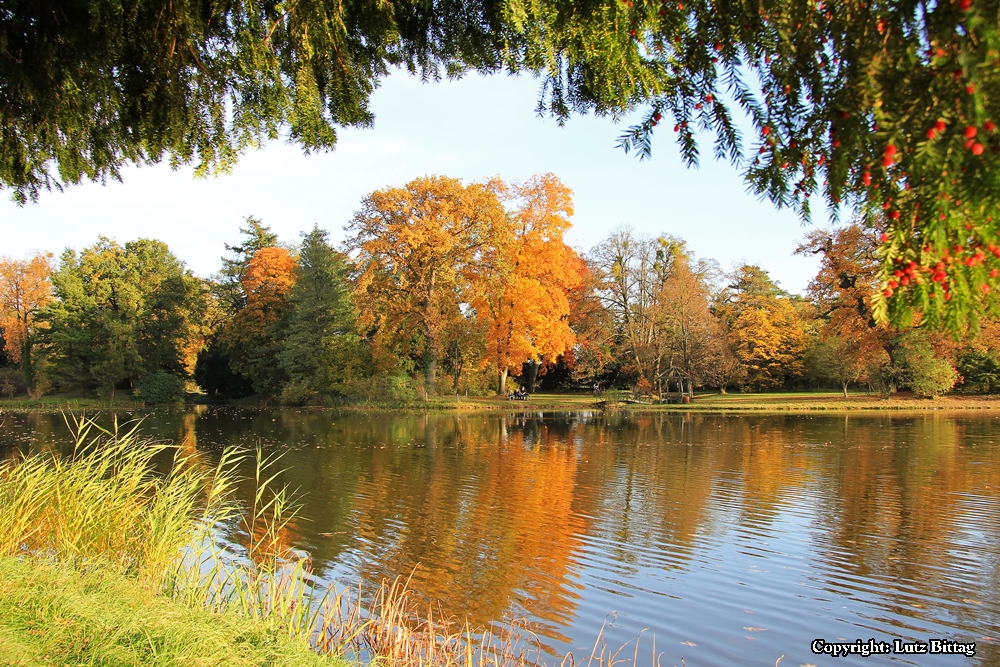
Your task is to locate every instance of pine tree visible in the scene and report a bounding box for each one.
[278,225,363,402]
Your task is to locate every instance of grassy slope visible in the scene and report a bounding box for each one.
[0,557,342,667]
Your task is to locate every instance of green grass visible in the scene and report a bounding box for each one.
[0,557,341,667]
[0,393,145,412]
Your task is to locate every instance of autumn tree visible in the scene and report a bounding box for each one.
[798,223,893,392]
[716,265,806,391]
[222,246,296,395]
[347,176,507,396]
[589,229,677,388]
[0,253,54,393]
[656,248,722,389]
[215,217,280,314]
[475,174,585,394]
[44,238,206,397]
[278,226,364,403]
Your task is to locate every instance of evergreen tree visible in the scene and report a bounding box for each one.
[278,226,364,402]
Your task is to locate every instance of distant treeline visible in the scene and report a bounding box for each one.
[3,173,1000,404]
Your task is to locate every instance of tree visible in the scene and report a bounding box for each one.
[475,174,585,394]
[798,223,893,391]
[0,252,54,393]
[656,249,719,389]
[215,217,280,314]
[8,0,999,323]
[278,226,364,403]
[347,175,507,396]
[894,329,959,397]
[44,238,205,396]
[717,265,806,391]
[222,246,296,395]
[589,229,677,389]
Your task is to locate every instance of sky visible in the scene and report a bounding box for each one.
[0,70,836,295]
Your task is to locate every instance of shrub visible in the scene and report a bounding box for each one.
[133,371,186,405]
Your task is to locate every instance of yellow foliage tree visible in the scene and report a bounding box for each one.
[475,174,585,394]
[347,175,507,395]
[719,265,805,391]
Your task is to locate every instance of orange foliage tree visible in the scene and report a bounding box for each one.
[474,174,585,394]
[223,246,296,394]
[0,252,53,392]
[347,175,507,395]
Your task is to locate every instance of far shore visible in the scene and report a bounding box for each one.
[5,391,1000,414]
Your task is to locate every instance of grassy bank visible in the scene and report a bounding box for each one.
[7,390,1000,416]
[349,391,1000,413]
[0,557,340,667]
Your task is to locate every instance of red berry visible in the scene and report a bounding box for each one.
[972,143,985,155]
[714,41,723,51]
[880,232,890,242]
[705,94,714,103]
[926,128,937,140]
[967,84,976,94]
[674,124,680,132]
[888,280,899,288]
[761,126,771,136]
[890,210,901,219]
[935,120,946,132]
[885,144,897,157]
[883,155,894,167]
[864,172,872,185]
[884,288,894,297]
[965,126,978,138]
[982,284,991,294]
[832,139,841,148]
[986,121,997,132]
[992,269,999,278]
[694,103,702,109]
[960,0,972,10]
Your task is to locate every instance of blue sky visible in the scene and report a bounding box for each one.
[0,70,833,294]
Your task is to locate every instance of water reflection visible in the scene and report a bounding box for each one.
[2,409,999,665]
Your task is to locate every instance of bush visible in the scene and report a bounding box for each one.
[894,331,958,397]
[0,367,26,398]
[132,371,186,405]
[344,374,418,403]
[957,348,1000,392]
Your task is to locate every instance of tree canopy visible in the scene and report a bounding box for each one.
[5,0,1000,324]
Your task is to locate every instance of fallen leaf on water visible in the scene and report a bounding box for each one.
[680,641,697,647]
[743,609,754,614]
[744,627,767,632]
[962,598,982,606]
[911,603,924,608]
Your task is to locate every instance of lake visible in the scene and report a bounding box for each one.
[2,408,998,666]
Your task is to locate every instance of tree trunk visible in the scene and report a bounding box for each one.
[524,360,539,393]
[20,336,33,395]
[498,368,508,395]
[842,380,849,398]
[424,350,437,397]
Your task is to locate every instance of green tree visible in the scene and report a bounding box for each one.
[893,329,959,397]
[43,238,206,397]
[278,226,365,403]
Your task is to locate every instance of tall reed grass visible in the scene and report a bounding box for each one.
[0,416,664,667]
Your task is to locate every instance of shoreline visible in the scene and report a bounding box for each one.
[5,392,1000,415]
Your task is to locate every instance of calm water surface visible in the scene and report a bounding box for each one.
[2,408,999,666]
